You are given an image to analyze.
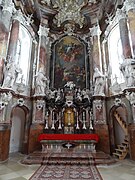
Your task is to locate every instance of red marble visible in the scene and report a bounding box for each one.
[119,18,132,58]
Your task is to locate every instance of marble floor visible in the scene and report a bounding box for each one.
[0,153,135,180]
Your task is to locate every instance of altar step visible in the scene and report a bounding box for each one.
[21,150,116,166]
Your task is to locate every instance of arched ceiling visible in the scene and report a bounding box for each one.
[13,0,124,34]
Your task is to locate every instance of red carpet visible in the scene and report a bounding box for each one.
[29,164,103,180]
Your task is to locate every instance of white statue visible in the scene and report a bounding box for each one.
[82,89,90,102]
[0,92,12,110]
[55,89,62,102]
[35,68,48,95]
[120,59,135,87]
[93,68,106,96]
[76,89,82,102]
[64,81,75,90]
[2,61,22,88]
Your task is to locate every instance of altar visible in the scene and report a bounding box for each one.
[38,134,99,152]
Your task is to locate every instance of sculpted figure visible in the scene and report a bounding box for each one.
[2,61,22,88]
[35,68,48,95]
[64,81,75,90]
[120,59,135,87]
[93,68,106,96]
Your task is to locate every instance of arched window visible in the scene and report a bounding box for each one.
[108,24,124,84]
[15,25,32,85]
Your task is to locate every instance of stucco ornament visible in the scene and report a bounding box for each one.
[114,98,122,106]
[94,100,102,111]
[1,0,15,14]
[17,98,25,106]
[125,91,135,106]
[38,25,50,37]
[0,92,12,110]
[36,100,44,110]
[52,0,86,28]
[124,0,135,12]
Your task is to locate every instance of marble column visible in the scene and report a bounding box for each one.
[1,0,15,31]
[102,38,110,95]
[0,0,15,84]
[7,9,28,60]
[90,24,102,71]
[116,8,132,58]
[7,20,19,59]
[124,0,135,57]
[37,21,49,76]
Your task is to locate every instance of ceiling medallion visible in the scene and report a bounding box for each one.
[52,0,86,28]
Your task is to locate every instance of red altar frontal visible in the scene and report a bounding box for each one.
[38,134,99,141]
[38,134,99,152]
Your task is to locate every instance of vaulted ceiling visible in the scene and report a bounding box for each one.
[13,0,124,34]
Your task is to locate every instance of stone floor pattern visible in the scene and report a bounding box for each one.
[0,153,135,180]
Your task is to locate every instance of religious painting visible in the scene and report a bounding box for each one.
[51,36,89,89]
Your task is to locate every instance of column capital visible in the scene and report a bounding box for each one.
[124,0,135,12]
[12,9,25,23]
[2,0,15,14]
[38,25,50,37]
[90,24,101,37]
[116,8,127,21]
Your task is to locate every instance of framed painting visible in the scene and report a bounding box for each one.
[50,35,90,89]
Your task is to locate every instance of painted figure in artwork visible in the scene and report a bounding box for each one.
[53,36,87,89]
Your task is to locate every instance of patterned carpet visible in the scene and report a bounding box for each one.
[29,164,103,180]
